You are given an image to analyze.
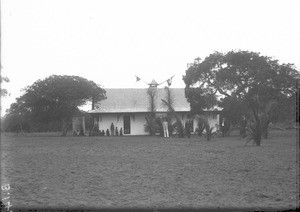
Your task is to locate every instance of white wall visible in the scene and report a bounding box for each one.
[190,112,220,133]
[207,112,220,132]
[94,112,219,135]
[130,113,149,135]
[95,113,148,135]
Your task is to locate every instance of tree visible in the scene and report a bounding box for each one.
[161,99,184,138]
[145,87,181,137]
[2,102,30,133]
[11,75,106,136]
[260,100,278,139]
[161,87,177,135]
[183,50,300,145]
[145,87,158,136]
[0,76,9,97]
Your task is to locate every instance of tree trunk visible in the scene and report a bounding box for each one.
[255,120,262,146]
[61,119,70,136]
[19,122,24,133]
[262,120,270,139]
[206,127,211,141]
[250,98,262,146]
[224,120,231,136]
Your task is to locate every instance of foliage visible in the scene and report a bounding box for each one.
[244,122,261,146]
[2,101,33,133]
[89,124,102,136]
[184,87,218,114]
[0,76,9,97]
[145,87,179,137]
[145,87,158,135]
[184,50,299,117]
[2,111,62,133]
[147,88,157,115]
[195,115,215,141]
[246,95,262,146]
[168,121,177,136]
[161,99,184,137]
[162,87,177,136]
[195,120,205,136]
[205,126,215,141]
[260,100,278,138]
[84,113,94,133]
[4,75,106,136]
[144,117,161,136]
[162,87,175,110]
[219,97,247,127]
[183,50,300,144]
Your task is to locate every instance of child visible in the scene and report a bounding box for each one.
[106,129,110,136]
[115,127,119,136]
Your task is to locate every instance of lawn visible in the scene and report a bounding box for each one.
[0,130,298,210]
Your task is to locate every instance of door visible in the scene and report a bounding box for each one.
[123,115,131,134]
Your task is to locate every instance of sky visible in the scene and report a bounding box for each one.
[1,0,300,115]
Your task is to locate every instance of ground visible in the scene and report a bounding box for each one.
[0,130,298,210]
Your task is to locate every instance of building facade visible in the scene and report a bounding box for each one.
[88,88,220,135]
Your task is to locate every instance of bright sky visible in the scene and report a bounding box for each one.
[1,0,300,115]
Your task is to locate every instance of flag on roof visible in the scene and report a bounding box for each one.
[167,78,172,86]
[167,75,174,86]
[135,75,141,82]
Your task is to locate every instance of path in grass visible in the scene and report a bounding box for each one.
[0,130,297,209]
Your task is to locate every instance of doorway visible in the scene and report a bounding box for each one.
[123,115,131,134]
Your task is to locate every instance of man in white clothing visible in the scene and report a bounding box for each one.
[162,118,169,138]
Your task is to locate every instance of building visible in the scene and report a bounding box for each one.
[88,87,220,135]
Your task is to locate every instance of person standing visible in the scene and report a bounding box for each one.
[115,127,119,136]
[162,118,169,138]
[110,123,115,136]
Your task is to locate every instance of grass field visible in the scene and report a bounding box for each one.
[0,130,298,210]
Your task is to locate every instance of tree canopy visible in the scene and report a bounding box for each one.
[4,75,106,135]
[183,50,299,123]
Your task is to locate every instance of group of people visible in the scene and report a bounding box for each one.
[98,123,123,136]
[89,116,249,138]
[109,123,123,136]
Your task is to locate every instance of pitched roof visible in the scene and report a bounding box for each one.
[88,88,191,113]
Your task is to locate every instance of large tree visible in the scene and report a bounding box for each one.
[183,50,299,145]
[9,75,106,136]
[2,101,32,133]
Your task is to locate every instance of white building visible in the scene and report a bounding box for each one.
[88,87,220,135]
